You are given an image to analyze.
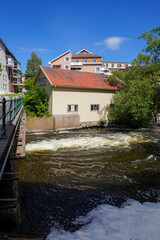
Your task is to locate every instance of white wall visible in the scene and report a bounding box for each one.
[53,87,114,122]
[0,42,9,93]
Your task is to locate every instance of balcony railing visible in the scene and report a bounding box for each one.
[14,63,21,71]
[71,62,83,66]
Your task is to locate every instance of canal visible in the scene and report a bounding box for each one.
[15,128,160,239]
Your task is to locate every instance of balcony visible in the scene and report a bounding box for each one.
[14,62,21,71]
[13,72,21,79]
[6,55,14,67]
[71,62,83,66]
[13,78,22,85]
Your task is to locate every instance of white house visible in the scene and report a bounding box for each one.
[35,66,119,129]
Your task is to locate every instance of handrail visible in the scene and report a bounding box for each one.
[0,97,23,138]
[0,105,24,181]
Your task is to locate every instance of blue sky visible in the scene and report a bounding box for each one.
[0,0,160,73]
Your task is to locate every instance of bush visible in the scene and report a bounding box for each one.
[108,75,118,86]
[23,86,50,117]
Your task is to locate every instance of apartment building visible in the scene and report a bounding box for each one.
[49,49,102,74]
[48,49,132,76]
[0,39,21,94]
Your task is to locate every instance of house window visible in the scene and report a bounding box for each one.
[102,63,106,67]
[64,65,69,70]
[53,65,60,69]
[93,59,96,62]
[121,64,125,68]
[39,78,46,86]
[96,67,100,72]
[65,57,69,61]
[91,104,99,111]
[75,60,79,62]
[67,104,78,112]
[128,64,131,67]
[84,60,88,63]
[108,63,112,68]
[114,63,117,68]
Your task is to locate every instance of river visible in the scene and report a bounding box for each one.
[15,128,160,239]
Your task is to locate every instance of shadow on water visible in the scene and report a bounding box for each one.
[18,170,160,238]
[18,181,127,237]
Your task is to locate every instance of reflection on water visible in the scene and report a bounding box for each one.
[16,128,160,239]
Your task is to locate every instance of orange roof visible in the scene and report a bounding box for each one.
[40,66,118,90]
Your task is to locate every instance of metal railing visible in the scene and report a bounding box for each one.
[0,97,23,138]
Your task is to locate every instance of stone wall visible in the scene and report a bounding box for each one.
[27,116,55,131]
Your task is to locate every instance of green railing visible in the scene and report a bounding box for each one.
[0,97,23,138]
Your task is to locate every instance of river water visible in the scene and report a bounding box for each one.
[16,128,160,240]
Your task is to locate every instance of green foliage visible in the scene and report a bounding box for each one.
[23,52,49,117]
[133,25,160,66]
[23,85,50,117]
[108,65,160,128]
[24,77,34,91]
[108,25,160,128]
[25,51,42,80]
[108,75,118,86]
[0,63,2,74]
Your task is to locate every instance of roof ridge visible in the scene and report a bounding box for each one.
[48,50,71,64]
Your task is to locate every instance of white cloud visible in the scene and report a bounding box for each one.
[95,37,129,50]
[18,47,49,52]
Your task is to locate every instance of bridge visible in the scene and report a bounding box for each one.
[0,96,26,231]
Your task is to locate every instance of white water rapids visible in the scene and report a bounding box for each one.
[46,200,160,240]
[26,132,149,152]
[24,130,160,239]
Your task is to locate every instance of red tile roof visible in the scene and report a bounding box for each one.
[40,66,119,90]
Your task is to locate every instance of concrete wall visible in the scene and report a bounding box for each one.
[27,115,80,130]
[27,116,55,130]
[53,87,114,123]
[54,114,80,129]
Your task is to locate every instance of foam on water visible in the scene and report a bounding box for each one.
[26,133,149,152]
[46,200,160,240]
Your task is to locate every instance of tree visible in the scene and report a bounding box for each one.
[23,52,49,117]
[108,75,119,86]
[108,26,160,128]
[25,51,42,82]
[133,25,160,66]
[23,85,49,117]
[108,66,160,127]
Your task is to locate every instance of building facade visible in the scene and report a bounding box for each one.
[48,49,132,76]
[0,39,21,94]
[35,66,118,128]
